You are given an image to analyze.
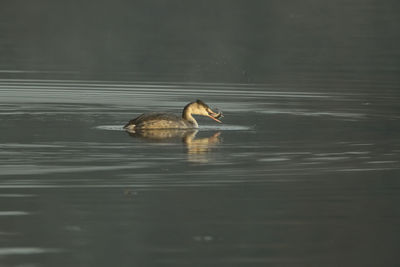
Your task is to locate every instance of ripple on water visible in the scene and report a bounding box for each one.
[257,110,365,120]
[95,125,125,131]
[199,125,253,131]
[0,211,30,216]
[0,164,148,176]
[0,247,63,256]
[95,124,252,131]
[0,194,36,197]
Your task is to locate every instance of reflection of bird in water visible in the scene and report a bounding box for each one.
[185,132,221,155]
[126,129,222,163]
[126,129,221,146]
[123,100,223,131]
[127,128,198,141]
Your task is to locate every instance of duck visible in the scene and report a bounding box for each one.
[123,100,223,131]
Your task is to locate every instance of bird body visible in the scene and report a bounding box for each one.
[124,112,194,130]
[123,100,222,132]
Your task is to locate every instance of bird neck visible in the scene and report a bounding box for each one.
[182,105,198,127]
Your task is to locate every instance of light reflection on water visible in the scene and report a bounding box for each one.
[0,211,30,216]
[0,247,62,256]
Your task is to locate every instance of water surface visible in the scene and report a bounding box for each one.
[0,78,399,267]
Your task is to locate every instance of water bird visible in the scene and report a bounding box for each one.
[123,100,223,131]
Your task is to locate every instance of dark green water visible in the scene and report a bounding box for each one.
[1,1,400,267]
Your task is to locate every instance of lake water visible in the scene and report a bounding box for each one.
[0,78,399,266]
[1,1,400,267]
